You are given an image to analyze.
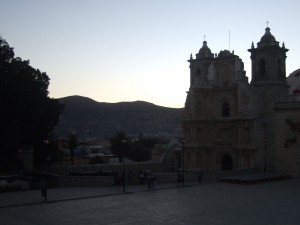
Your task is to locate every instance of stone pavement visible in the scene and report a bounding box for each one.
[0,181,190,208]
[1,178,300,225]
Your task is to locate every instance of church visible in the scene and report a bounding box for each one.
[182,26,300,175]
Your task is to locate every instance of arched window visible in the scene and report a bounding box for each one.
[259,59,266,77]
[221,154,233,171]
[222,103,230,117]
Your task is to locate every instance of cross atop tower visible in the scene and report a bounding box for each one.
[266,20,270,28]
[203,35,206,41]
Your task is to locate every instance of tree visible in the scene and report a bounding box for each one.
[0,37,64,172]
[67,133,78,165]
[129,140,151,162]
[128,138,157,162]
[110,131,130,162]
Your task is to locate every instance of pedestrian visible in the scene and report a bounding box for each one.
[152,173,157,189]
[198,172,202,183]
[114,171,120,185]
[144,169,149,184]
[177,173,182,187]
[128,169,134,184]
[147,173,153,190]
[138,169,143,184]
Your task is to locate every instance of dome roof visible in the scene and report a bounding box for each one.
[199,41,211,54]
[196,41,214,59]
[257,27,279,47]
[289,68,300,78]
[260,27,276,42]
[287,68,300,96]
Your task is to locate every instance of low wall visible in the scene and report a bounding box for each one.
[57,176,114,187]
[37,168,260,188]
[50,161,167,176]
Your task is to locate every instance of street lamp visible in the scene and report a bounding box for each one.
[43,139,50,201]
[180,138,185,186]
[264,137,268,173]
[122,139,127,192]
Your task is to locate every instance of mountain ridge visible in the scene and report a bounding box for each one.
[59,95,182,109]
[55,95,183,139]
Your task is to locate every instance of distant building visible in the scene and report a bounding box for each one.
[182,26,300,174]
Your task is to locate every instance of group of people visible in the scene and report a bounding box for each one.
[147,172,157,190]
[114,168,158,189]
[138,168,157,189]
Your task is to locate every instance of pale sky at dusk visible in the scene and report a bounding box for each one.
[1,0,300,108]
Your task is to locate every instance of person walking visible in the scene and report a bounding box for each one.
[152,173,157,189]
[177,173,182,187]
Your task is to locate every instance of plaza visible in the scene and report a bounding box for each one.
[1,177,300,225]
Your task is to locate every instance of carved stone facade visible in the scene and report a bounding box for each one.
[182,27,300,174]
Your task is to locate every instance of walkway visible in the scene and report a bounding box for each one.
[1,178,300,225]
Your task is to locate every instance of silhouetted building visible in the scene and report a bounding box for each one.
[182,26,300,174]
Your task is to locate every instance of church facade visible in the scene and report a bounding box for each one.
[182,27,300,174]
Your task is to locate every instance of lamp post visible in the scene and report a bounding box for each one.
[122,139,127,192]
[43,139,49,201]
[264,137,268,173]
[180,138,185,186]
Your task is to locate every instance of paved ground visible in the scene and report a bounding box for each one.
[1,178,300,225]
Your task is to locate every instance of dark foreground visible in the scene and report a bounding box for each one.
[1,177,300,225]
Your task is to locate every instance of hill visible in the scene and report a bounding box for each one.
[54,95,183,139]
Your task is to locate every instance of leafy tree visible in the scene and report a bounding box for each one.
[128,138,158,162]
[67,133,78,165]
[110,131,130,162]
[0,37,64,172]
[129,140,151,162]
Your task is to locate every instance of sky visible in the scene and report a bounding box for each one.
[1,0,300,108]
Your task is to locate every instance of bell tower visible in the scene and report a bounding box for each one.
[188,40,214,87]
[248,26,289,105]
[248,26,289,171]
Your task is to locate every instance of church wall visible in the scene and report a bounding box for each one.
[183,66,257,171]
[183,116,257,171]
[252,118,268,170]
[274,103,300,174]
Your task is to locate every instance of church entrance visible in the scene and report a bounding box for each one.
[221,154,233,171]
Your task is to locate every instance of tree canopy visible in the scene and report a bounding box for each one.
[0,37,64,172]
[110,131,130,162]
[110,131,161,162]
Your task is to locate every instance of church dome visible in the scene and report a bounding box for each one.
[199,41,211,54]
[287,68,300,97]
[260,27,276,42]
[257,27,279,47]
[288,68,300,78]
[196,41,214,59]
